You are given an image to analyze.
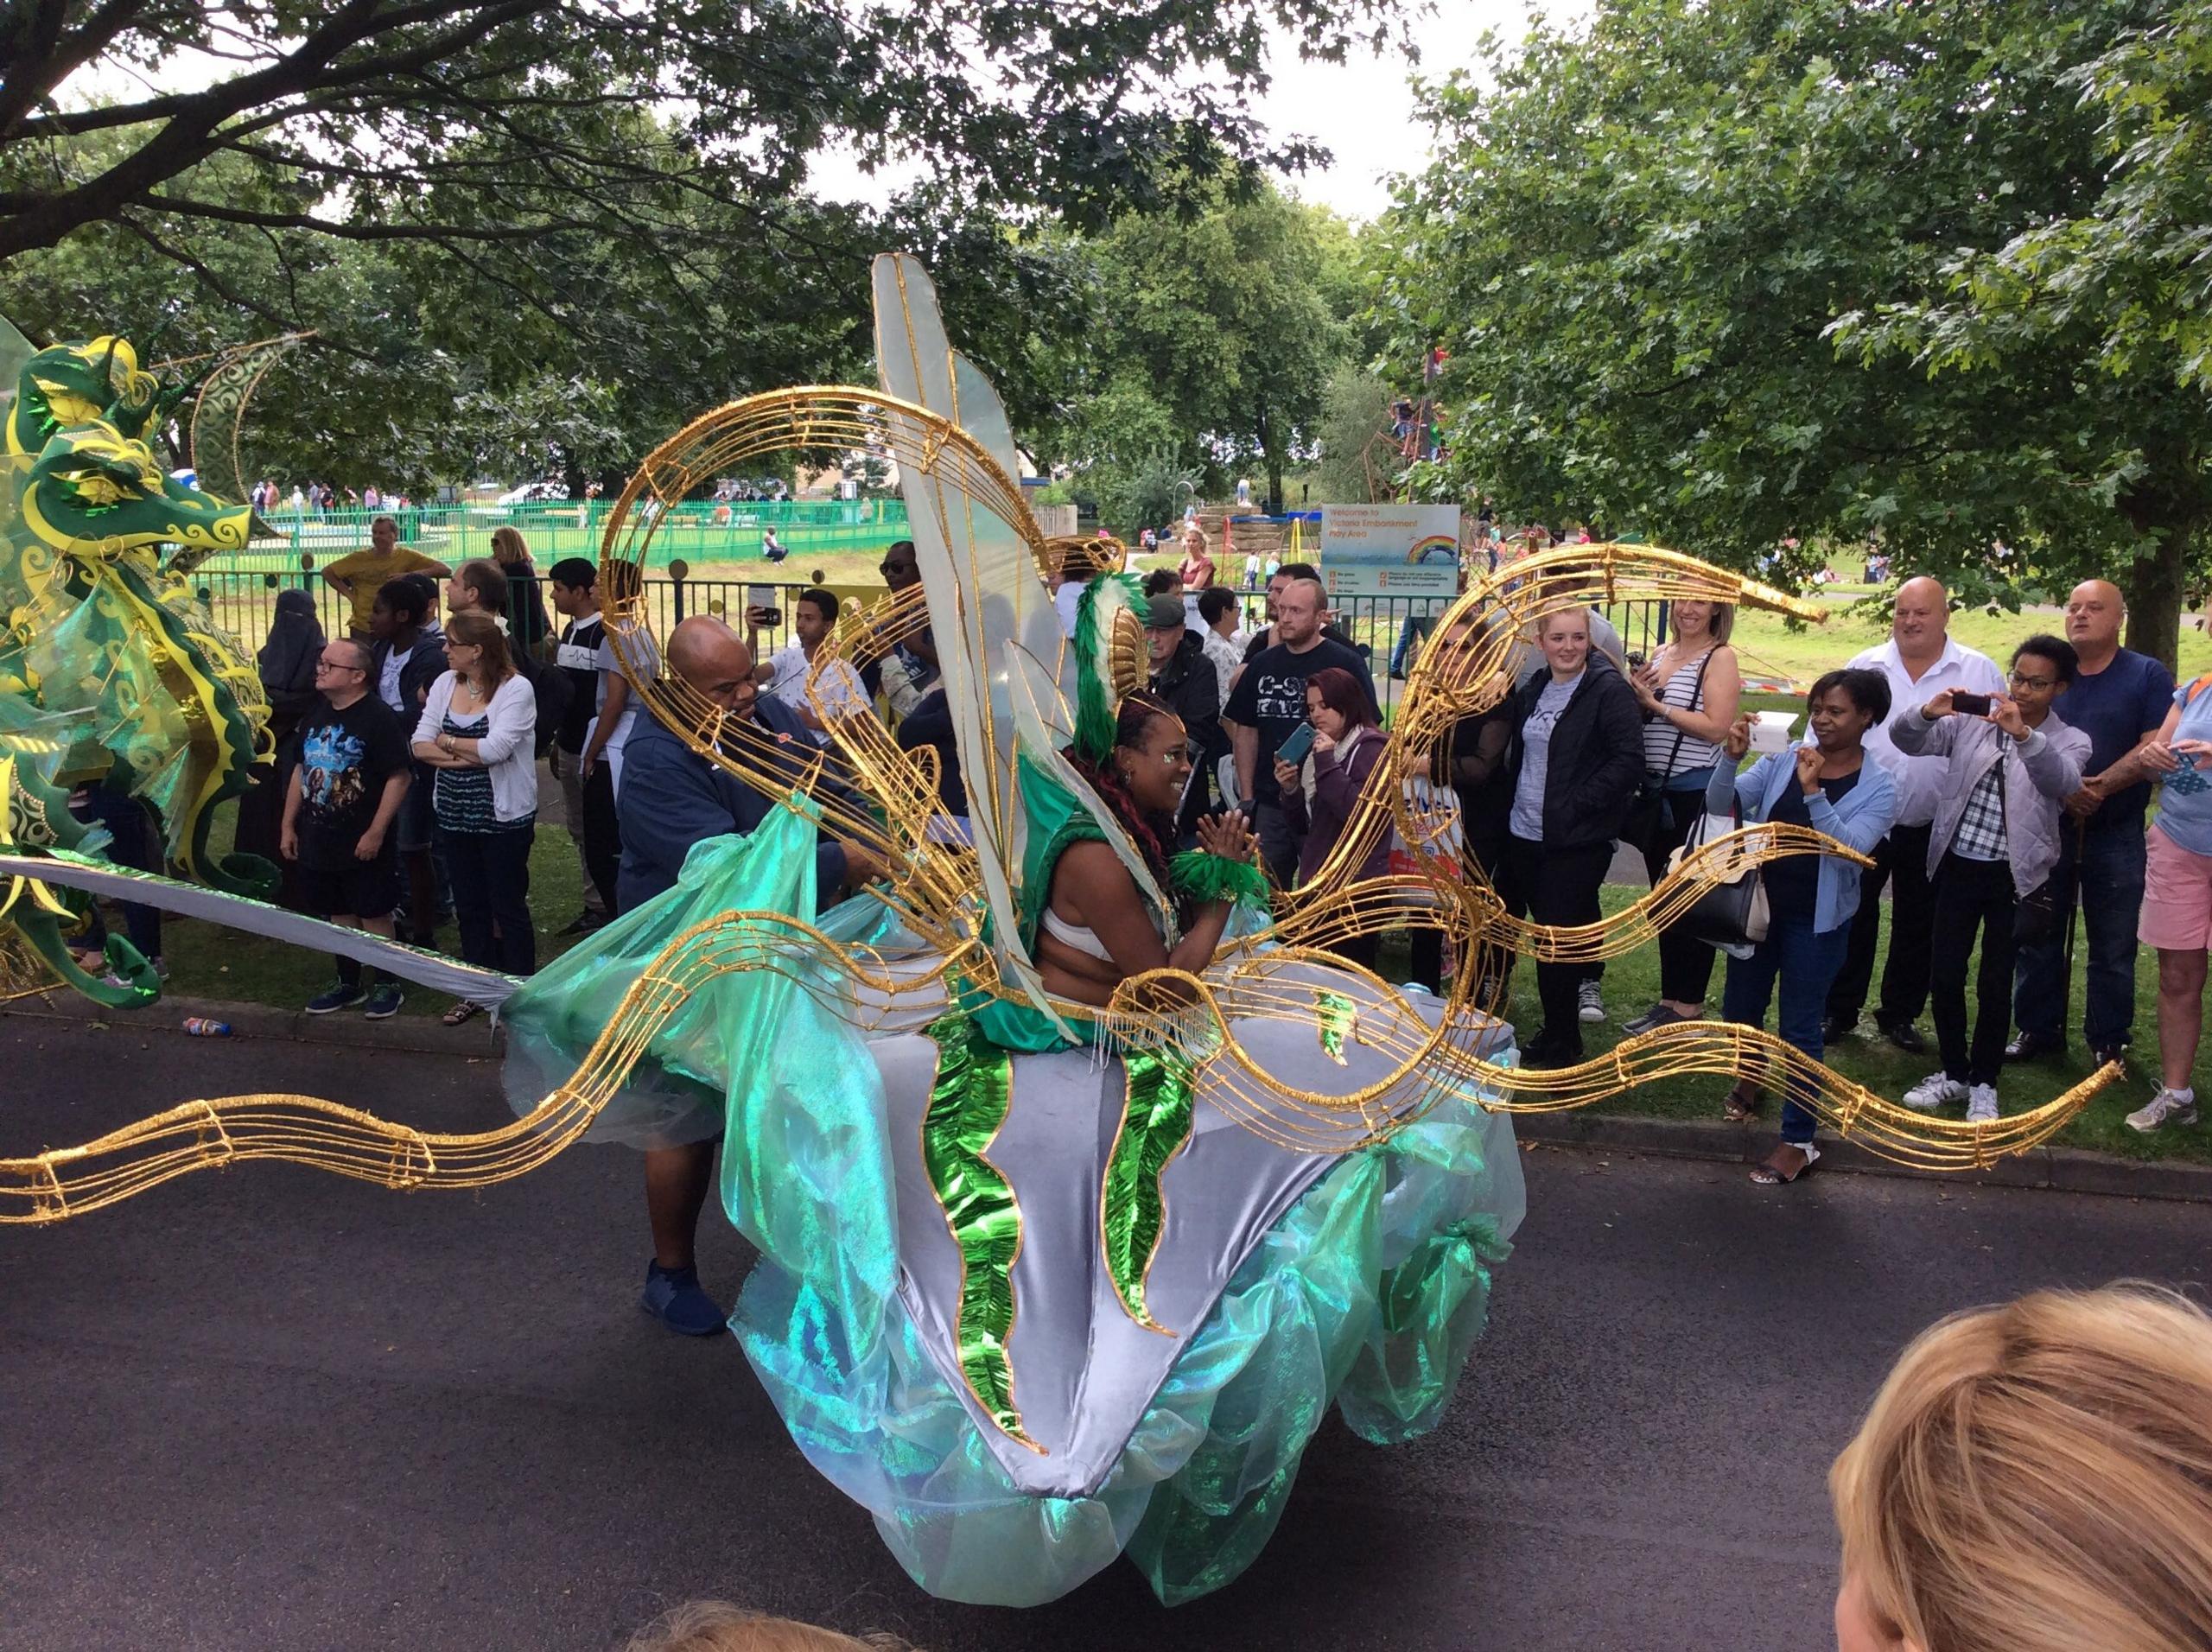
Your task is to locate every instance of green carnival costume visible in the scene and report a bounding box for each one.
[0,321,276,1001]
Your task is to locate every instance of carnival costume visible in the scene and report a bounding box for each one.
[0,262,2126,1606]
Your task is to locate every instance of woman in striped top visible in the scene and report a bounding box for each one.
[412,610,539,1022]
[1623,600,1743,1033]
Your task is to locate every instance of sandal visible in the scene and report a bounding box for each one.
[1723,1088,1763,1123]
[442,999,484,1026]
[1749,1143,1819,1185]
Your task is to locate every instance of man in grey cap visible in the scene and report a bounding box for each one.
[1145,591,1227,839]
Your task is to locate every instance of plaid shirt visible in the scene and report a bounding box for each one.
[1951,758,2008,861]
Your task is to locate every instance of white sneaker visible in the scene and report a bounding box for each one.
[1578,980,1605,1023]
[1902,1072,1967,1112]
[2126,1089,2200,1134]
[1966,1084,1999,1123]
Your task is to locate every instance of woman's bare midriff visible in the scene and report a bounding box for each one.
[1036,928,1121,1007]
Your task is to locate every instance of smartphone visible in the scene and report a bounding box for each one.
[1275,722,1318,766]
[747,583,781,627]
[1950,691,1993,717]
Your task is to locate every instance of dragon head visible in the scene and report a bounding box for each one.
[8,336,162,458]
[19,418,252,568]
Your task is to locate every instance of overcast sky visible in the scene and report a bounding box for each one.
[808,1,1572,222]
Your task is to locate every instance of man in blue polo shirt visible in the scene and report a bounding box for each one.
[617,615,880,1335]
[2010,580,2176,1066]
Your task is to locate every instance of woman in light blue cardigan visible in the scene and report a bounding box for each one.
[1706,669,1899,1185]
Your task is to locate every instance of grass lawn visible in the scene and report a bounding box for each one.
[1372,881,2211,1166]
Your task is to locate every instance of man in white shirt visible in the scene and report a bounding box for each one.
[747,587,867,746]
[1826,576,2005,1051]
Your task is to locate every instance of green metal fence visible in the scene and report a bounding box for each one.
[200,499,912,575]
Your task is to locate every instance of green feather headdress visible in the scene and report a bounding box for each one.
[1071,570,1147,764]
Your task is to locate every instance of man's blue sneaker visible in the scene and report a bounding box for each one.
[640,1261,728,1337]
[361,984,405,1020]
[306,982,369,1014]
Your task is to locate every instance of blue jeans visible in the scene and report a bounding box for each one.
[1389,613,1437,676]
[2012,824,2145,1052]
[1722,909,1851,1147]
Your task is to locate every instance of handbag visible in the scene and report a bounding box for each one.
[1624,647,1716,852]
[1665,804,1770,958]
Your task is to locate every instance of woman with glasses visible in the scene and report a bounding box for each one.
[1713,669,1898,1184]
[411,611,539,1021]
[1888,637,2089,1123]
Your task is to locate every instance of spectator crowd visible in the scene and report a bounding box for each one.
[77,516,2210,1196]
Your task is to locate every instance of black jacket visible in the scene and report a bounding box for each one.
[1150,629,1227,833]
[1506,654,1643,849]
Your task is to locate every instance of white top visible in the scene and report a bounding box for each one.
[378,645,409,715]
[1847,635,2005,827]
[1053,579,1083,639]
[1642,649,1726,778]
[1040,907,1114,962]
[413,671,539,823]
[765,640,868,743]
[591,620,658,755]
[1200,628,1245,705]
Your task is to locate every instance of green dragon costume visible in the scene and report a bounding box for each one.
[1,321,276,1001]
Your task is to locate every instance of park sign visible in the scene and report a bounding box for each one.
[1319,504,1462,599]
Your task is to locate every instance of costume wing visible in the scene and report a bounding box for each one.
[870,255,1167,1026]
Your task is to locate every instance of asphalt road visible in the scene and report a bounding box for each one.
[3,1014,2206,1652]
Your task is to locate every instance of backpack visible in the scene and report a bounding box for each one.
[513,650,572,759]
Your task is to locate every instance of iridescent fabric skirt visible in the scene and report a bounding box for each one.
[503,821,1525,1606]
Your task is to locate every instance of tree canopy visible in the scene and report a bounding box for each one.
[1376,0,2210,664]
[1036,181,1356,519]
[2,0,1399,492]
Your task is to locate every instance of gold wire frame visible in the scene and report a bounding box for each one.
[0,452,2117,1223]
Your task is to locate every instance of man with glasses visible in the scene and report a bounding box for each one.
[614,615,884,1337]
[281,638,412,1018]
[873,539,937,716]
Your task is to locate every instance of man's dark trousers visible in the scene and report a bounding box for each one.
[1826,821,1936,1029]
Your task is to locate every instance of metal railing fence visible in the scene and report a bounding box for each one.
[204,568,1672,719]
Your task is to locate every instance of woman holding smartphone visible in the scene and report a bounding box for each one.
[1887,638,2088,1124]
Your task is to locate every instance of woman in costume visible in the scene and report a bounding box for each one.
[0,270,2130,1610]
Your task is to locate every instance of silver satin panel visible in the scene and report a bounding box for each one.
[876,961,1520,1497]
[0,852,518,1004]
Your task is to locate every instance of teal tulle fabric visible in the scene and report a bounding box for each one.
[499,804,1519,1607]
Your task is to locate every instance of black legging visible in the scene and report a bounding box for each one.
[1497,836,1612,1050]
[1640,789,1719,1006]
[580,762,623,921]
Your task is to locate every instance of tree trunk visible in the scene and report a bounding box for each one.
[2121,524,2190,674]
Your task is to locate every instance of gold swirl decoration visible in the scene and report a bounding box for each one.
[0,405,2107,1220]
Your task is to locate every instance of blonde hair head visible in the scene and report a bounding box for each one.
[1831,1285,2212,1652]
[489,524,531,566]
[623,1601,915,1652]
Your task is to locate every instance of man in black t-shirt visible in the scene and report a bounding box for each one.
[282,638,412,1017]
[549,557,616,930]
[1224,575,1377,886]
[1238,561,1358,664]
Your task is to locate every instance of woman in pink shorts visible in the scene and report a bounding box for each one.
[2124,671,2212,1132]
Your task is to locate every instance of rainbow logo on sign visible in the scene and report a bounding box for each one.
[1406,533,1460,565]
